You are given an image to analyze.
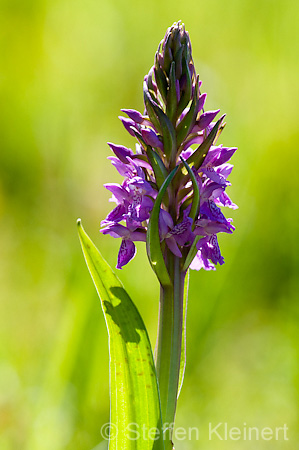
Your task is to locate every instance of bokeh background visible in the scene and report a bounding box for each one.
[1,0,299,449]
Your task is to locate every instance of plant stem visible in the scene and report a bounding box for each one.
[155,252,186,441]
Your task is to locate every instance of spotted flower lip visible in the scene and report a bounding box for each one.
[101,21,237,271]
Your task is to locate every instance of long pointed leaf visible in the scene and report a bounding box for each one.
[77,220,164,450]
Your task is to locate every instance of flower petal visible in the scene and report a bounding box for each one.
[165,236,183,258]
[119,116,136,136]
[190,250,215,271]
[108,142,134,163]
[121,108,144,124]
[215,191,238,209]
[104,183,130,203]
[197,109,220,131]
[141,128,163,149]
[216,147,237,166]
[102,203,126,224]
[117,239,136,269]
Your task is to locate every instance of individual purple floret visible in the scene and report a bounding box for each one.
[101,223,146,268]
[101,21,237,271]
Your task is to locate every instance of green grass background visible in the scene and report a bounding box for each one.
[1,0,299,449]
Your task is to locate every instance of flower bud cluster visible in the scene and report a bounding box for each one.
[101,22,237,271]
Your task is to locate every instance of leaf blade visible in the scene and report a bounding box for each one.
[77,220,164,450]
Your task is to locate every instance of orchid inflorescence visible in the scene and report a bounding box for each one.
[101,21,237,273]
[78,21,238,449]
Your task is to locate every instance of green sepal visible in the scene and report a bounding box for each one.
[77,220,165,450]
[177,55,192,118]
[146,145,168,190]
[171,26,180,55]
[154,54,168,104]
[162,33,172,74]
[146,167,178,287]
[174,45,183,79]
[166,61,177,124]
[144,84,177,161]
[179,156,200,226]
[143,84,162,134]
[176,78,199,147]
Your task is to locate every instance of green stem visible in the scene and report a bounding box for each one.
[155,252,186,442]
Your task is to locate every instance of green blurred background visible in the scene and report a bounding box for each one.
[1,0,299,449]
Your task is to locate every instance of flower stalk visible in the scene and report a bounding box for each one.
[156,255,185,434]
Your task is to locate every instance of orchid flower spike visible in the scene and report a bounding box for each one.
[101,21,237,272]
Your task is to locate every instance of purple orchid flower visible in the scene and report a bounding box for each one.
[101,223,146,269]
[190,234,224,271]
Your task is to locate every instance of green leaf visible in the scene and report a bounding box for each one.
[146,167,178,287]
[162,33,172,73]
[146,146,168,190]
[178,270,189,397]
[144,84,177,161]
[182,235,201,272]
[177,55,192,118]
[143,84,162,134]
[174,46,183,79]
[154,54,168,104]
[77,220,164,450]
[179,156,200,226]
[176,78,199,147]
[166,61,177,124]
